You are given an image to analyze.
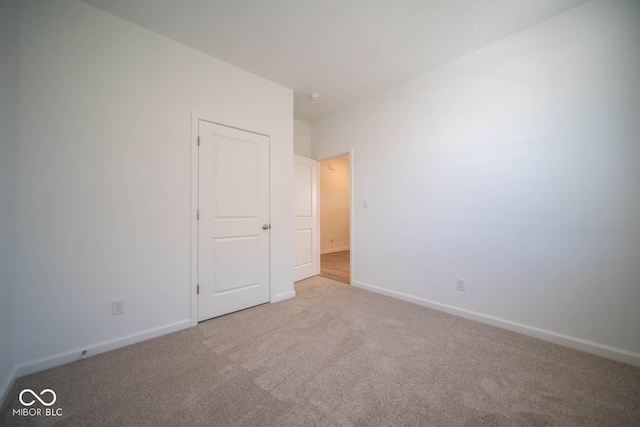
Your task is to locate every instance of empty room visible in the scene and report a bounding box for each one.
[1,0,639,425]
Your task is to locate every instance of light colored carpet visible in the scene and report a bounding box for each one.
[2,276,639,426]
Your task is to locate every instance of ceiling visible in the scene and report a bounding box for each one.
[82,0,587,122]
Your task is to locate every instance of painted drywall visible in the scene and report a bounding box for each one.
[294,119,311,157]
[319,156,350,253]
[0,0,18,403]
[312,0,640,356]
[14,0,293,367]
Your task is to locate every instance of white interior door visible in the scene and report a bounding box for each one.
[293,155,318,282]
[198,120,270,321]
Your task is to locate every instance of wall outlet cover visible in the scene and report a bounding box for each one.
[112,299,125,315]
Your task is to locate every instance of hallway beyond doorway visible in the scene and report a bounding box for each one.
[320,250,350,284]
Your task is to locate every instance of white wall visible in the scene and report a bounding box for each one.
[0,0,19,403]
[14,0,293,369]
[294,119,311,158]
[319,156,350,253]
[312,0,640,360]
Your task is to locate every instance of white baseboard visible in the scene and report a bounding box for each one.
[320,246,350,255]
[352,280,640,367]
[272,290,296,303]
[14,319,191,380]
[0,365,17,409]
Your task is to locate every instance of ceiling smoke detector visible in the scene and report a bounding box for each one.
[309,92,320,101]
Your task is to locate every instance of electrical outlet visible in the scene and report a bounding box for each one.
[457,279,466,292]
[112,299,124,315]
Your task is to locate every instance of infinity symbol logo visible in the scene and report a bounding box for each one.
[19,389,57,407]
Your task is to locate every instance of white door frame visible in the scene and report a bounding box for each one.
[317,148,354,284]
[190,111,273,326]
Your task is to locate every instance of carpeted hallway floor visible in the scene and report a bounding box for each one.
[2,276,639,426]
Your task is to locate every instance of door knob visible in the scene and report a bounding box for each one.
[262,224,271,230]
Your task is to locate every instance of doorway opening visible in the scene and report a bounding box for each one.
[319,154,351,284]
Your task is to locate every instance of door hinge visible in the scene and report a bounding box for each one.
[197,136,200,146]
[197,284,200,295]
[197,209,200,220]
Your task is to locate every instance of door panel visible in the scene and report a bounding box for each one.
[213,236,259,294]
[213,137,259,218]
[294,229,313,267]
[293,155,318,282]
[198,120,270,321]
[294,162,313,216]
